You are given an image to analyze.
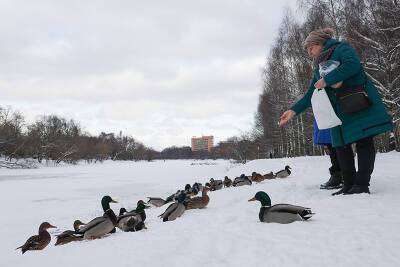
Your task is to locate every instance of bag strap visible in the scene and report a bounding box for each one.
[325,45,338,61]
[314,44,338,69]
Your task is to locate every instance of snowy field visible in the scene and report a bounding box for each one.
[1,152,400,267]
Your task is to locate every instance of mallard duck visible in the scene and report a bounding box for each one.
[117,200,150,232]
[184,183,192,193]
[209,178,223,191]
[223,176,232,187]
[158,193,186,222]
[132,200,150,221]
[248,191,314,224]
[54,220,86,246]
[263,171,275,180]
[192,182,203,195]
[16,222,56,254]
[186,187,210,210]
[275,165,291,178]
[147,197,167,207]
[76,196,118,239]
[251,172,264,183]
[165,190,185,203]
[233,174,252,187]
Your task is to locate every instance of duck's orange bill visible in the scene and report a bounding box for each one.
[248,197,256,202]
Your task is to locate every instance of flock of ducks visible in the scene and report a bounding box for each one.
[16,164,313,254]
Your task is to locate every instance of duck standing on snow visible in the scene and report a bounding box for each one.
[275,165,291,178]
[16,222,56,254]
[209,178,223,191]
[251,172,264,183]
[117,200,149,232]
[158,193,187,222]
[186,187,210,209]
[248,191,313,224]
[191,182,203,195]
[233,174,252,187]
[263,171,275,180]
[184,184,194,196]
[165,190,186,204]
[54,220,86,246]
[76,196,118,239]
[223,176,232,187]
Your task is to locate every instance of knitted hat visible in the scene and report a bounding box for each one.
[303,28,335,49]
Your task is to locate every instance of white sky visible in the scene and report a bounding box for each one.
[0,0,299,150]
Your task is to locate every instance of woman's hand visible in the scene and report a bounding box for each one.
[279,110,296,126]
[331,81,343,88]
[314,78,327,89]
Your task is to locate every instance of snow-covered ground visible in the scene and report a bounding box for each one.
[1,152,400,267]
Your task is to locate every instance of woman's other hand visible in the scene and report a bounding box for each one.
[331,81,343,88]
[279,110,296,126]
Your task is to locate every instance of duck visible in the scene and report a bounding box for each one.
[251,172,264,183]
[16,222,56,254]
[131,200,150,222]
[248,191,314,224]
[186,187,210,210]
[147,197,167,207]
[165,190,185,204]
[223,176,232,187]
[184,184,193,194]
[54,220,86,246]
[205,182,212,189]
[192,182,203,195]
[263,171,275,180]
[76,196,118,239]
[233,174,252,187]
[117,208,143,232]
[209,178,223,191]
[117,200,150,232]
[275,165,291,178]
[158,193,186,222]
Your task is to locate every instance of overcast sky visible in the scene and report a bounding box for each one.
[0,0,299,150]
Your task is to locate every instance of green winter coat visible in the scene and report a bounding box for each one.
[291,38,393,147]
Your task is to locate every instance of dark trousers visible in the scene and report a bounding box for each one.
[335,136,376,186]
[326,144,340,175]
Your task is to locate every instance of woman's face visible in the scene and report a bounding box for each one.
[307,44,323,59]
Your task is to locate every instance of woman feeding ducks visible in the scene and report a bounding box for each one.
[279,28,393,195]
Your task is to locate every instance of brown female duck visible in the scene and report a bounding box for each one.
[54,220,86,246]
[186,187,210,210]
[16,222,56,254]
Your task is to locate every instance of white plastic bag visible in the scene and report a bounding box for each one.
[311,60,342,129]
[311,88,342,129]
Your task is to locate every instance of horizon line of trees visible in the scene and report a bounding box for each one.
[0,104,263,165]
[0,105,159,166]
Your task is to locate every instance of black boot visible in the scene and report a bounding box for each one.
[343,185,370,195]
[332,185,352,196]
[320,172,342,189]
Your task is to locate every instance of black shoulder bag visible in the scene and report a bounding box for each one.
[322,45,373,114]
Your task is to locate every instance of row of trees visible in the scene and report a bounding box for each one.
[0,106,158,165]
[254,0,400,158]
[0,105,261,164]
